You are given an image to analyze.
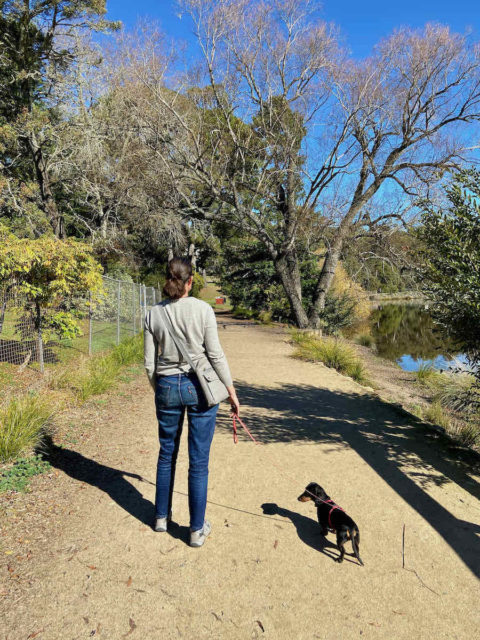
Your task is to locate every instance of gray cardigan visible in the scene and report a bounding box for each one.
[144,297,233,389]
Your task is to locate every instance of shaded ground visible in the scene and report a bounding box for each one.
[1,323,479,640]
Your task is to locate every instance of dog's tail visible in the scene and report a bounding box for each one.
[351,527,364,566]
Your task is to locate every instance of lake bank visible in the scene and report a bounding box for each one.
[355,301,467,373]
[346,335,479,452]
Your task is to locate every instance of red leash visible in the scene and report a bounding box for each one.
[231,414,344,525]
[232,414,260,445]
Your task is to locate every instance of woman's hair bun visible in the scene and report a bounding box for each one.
[163,257,193,300]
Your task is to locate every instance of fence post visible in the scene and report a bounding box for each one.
[36,302,44,374]
[143,285,147,321]
[116,280,121,345]
[88,291,93,356]
[132,282,136,335]
[153,288,156,306]
[139,283,143,322]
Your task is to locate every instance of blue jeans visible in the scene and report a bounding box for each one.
[154,372,218,531]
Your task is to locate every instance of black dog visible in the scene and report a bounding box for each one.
[298,482,363,566]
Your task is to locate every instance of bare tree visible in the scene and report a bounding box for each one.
[310,24,480,323]
[105,3,480,327]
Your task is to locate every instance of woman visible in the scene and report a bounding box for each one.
[144,257,240,547]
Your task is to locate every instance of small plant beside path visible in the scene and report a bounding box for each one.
[0,455,51,492]
[0,333,145,491]
[290,330,370,385]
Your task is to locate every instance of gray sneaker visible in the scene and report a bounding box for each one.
[190,520,211,547]
[153,511,172,532]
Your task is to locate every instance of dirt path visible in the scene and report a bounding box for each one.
[1,323,479,640]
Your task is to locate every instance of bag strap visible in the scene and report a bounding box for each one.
[159,304,197,372]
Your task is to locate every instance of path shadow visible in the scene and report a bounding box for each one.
[261,502,342,563]
[219,382,480,578]
[43,437,153,527]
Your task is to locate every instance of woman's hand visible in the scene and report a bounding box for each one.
[226,385,240,417]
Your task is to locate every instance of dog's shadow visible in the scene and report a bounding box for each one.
[261,502,356,564]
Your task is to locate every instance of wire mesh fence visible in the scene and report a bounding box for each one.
[0,275,161,372]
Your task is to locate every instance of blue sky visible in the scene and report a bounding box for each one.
[105,0,479,58]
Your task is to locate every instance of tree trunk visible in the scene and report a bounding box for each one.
[99,208,109,239]
[274,253,309,328]
[0,283,15,335]
[308,240,343,327]
[309,194,367,325]
[26,132,65,238]
[188,242,196,269]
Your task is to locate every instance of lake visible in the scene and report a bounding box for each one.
[367,304,468,372]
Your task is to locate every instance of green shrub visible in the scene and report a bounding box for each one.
[318,291,356,335]
[191,272,205,298]
[0,395,54,463]
[415,363,446,389]
[290,331,370,384]
[111,333,144,366]
[76,354,121,402]
[232,306,257,319]
[0,455,51,492]
[356,334,375,348]
[258,310,273,325]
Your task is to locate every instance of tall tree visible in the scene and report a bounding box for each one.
[0,1,119,237]
[418,169,480,380]
[124,0,480,327]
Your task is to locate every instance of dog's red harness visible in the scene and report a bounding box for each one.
[325,499,344,532]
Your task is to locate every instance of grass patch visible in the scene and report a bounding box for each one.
[0,455,51,493]
[0,394,54,463]
[435,373,479,415]
[76,354,122,402]
[75,333,143,402]
[423,401,451,430]
[49,333,144,402]
[111,333,144,366]
[415,363,446,389]
[232,306,257,319]
[290,330,370,385]
[423,397,480,448]
[355,334,375,348]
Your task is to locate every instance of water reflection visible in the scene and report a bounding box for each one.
[369,304,466,372]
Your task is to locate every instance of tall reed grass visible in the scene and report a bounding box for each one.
[75,333,144,402]
[290,330,370,385]
[0,394,54,463]
[1,333,145,468]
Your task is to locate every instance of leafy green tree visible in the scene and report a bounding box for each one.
[0,226,103,359]
[218,236,356,332]
[418,170,480,379]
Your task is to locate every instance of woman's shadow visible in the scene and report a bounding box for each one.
[261,502,354,563]
[43,437,154,527]
[43,437,194,543]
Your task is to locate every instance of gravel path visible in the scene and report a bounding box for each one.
[1,323,479,639]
